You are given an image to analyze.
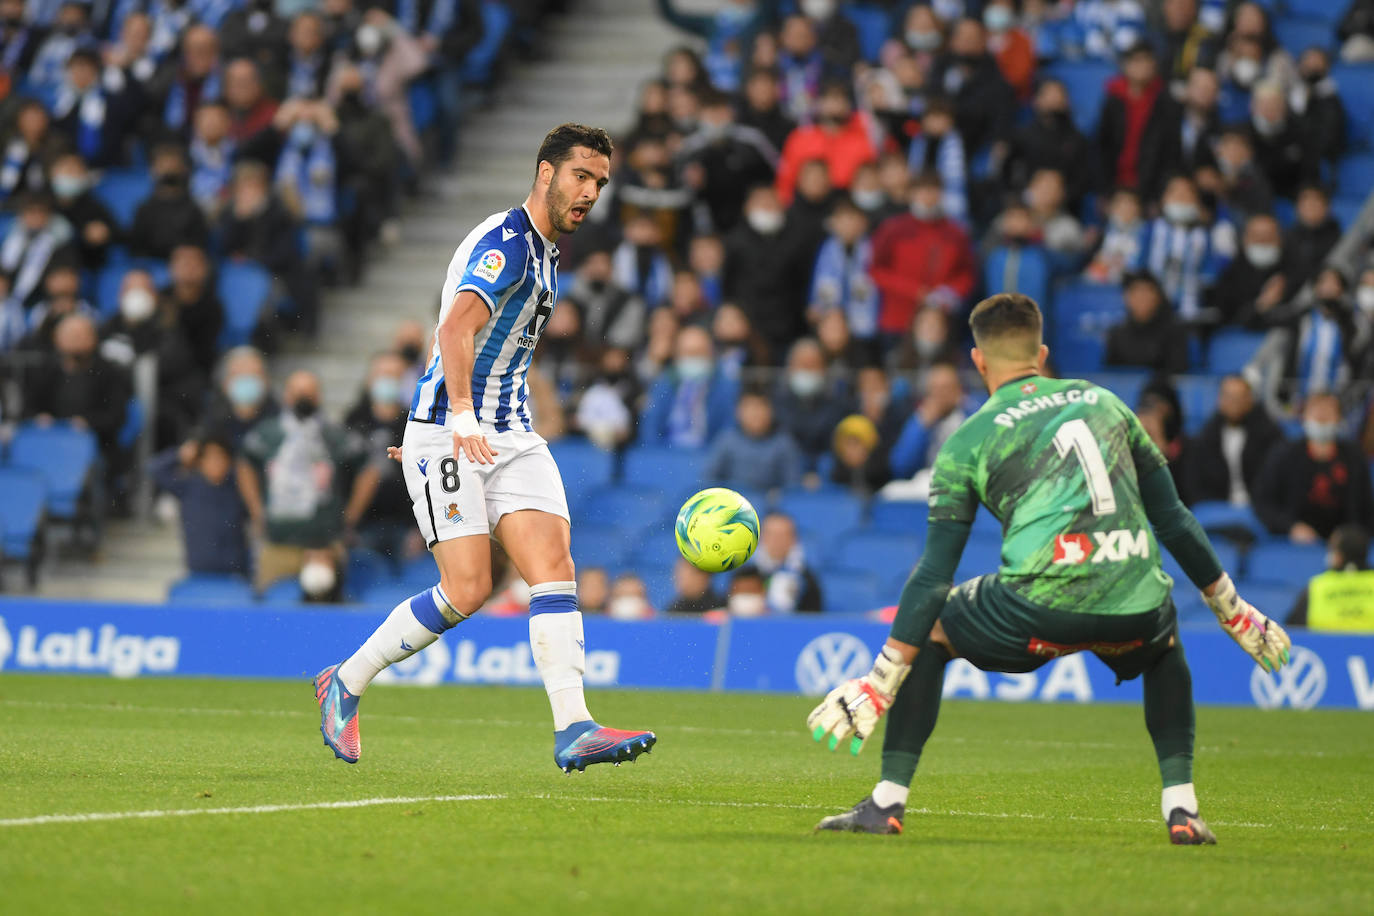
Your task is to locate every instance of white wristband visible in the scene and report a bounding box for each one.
[449,409,482,438]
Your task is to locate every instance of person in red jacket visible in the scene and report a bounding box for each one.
[775,81,884,204]
[868,171,975,340]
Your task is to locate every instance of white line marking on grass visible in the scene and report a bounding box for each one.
[0,795,507,829]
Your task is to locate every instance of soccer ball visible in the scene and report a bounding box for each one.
[675,487,760,573]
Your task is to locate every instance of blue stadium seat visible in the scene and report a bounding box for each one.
[260,577,304,604]
[1083,371,1150,408]
[217,262,273,349]
[461,0,513,85]
[117,397,143,451]
[8,422,98,518]
[1284,0,1351,24]
[1188,501,1267,541]
[842,4,891,62]
[1173,589,1211,624]
[1242,541,1328,587]
[776,487,864,536]
[548,438,616,492]
[836,531,921,578]
[869,499,929,536]
[1274,18,1335,56]
[167,574,255,604]
[93,169,152,227]
[1049,281,1123,374]
[1332,65,1374,148]
[622,445,706,492]
[1206,329,1267,375]
[345,549,393,599]
[1331,195,1365,229]
[0,467,46,561]
[407,77,438,133]
[625,521,684,570]
[0,211,13,240]
[1336,154,1374,198]
[1173,375,1219,435]
[358,580,406,607]
[571,486,669,530]
[818,567,885,613]
[954,534,1003,582]
[572,522,633,572]
[1043,60,1117,134]
[1233,580,1304,623]
[1162,540,1239,588]
[984,245,1052,308]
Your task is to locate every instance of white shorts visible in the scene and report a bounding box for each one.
[401,421,570,546]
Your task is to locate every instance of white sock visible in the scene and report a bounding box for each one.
[337,586,458,695]
[528,581,592,731]
[872,780,910,808]
[1161,782,1199,821]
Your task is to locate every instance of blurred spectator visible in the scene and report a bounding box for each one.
[1097,42,1168,197]
[400,0,485,166]
[535,299,587,389]
[906,98,967,225]
[614,135,691,247]
[1142,174,1231,323]
[0,191,74,310]
[933,18,1017,154]
[49,152,117,270]
[0,0,42,79]
[344,351,419,564]
[1353,268,1374,380]
[1104,271,1189,373]
[1284,185,1341,289]
[724,184,816,359]
[27,1,94,96]
[798,0,860,76]
[875,151,912,221]
[1,100,61,203]
[1183,373,1281,507]
[664,557,725,614]
[638,324,738,447]
[983,0,1035,100]
[1084,187,1147,284]
[150,435,251,577]
[777,14,826,120]
[390,318,427,390]
[568,248,645,352]
[1002,78,1093,207]
[725,566,768,617]
[1137,386,1187,485]
[896,4,946,67]
[577,566,609,615]
[847,161,891,223]
[221,159,317,333]
[653,1,771,92]
[688,233,726,307]
[284,11,331,100]
[1216,3,1295,100]
[775,81,882,204]
[887,303,962,374]
[571,346,641,450]
[606,571,653,620]
[201,345,274,449]
[222,57,281,164]
[636,305,679,382]
[739,511,822,614]
[329,8,426,169]
[16,263,93,352]
[1208,212,1287,330]
[274,99,343,273]
[854,364,909,451]
[237,369,377,589]
[736,67,795,152]
[1024,167,1088,259]
[1340,0,1374,63]
[787,158,836,247]
[1207,127,1273,220]
[677,87,777,235]
[1291,48,1346,170]
[103,12,159,96]
[1253,393,1374,542]
[52,49,134,169]
[612,214,673,311]
[189,101,236,218]
[163,244,224,377]
[773,337,852,469]
[22,313,130,457]
[154,24,221,140]
[890,362,968,480]
[100,267,203,447]
[130,144,210,258]
[808,197,879,353]
[705,389,803,491]
[218,0,290,75]
[870,172,975,338]
[814,309,869,371]
[667,271,709,323]
[332,61,401,269]
[1277,268,1358,402]
[1247,81,1314,199]
[829,413,888,494]
[1156,0,1219,87]
[1159,66,1222,178]
[710,302,770,378]
[1287,524,1373,629]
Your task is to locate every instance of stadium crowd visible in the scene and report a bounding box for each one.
[3,0,1374,627]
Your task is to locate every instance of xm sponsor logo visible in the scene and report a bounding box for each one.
[0,616,179,678]
[376,639,619,687]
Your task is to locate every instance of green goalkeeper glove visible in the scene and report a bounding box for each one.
[1203,573,1292,673]
[806,646,911,755]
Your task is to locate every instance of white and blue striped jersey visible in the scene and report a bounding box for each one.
[409,205,560,433]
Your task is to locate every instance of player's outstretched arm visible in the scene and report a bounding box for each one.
[437,290,499,465]
[1139,466,1291,672]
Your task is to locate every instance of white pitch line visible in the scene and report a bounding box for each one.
[0,794,507,828]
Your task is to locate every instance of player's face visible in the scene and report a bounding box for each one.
[545,149,610,235]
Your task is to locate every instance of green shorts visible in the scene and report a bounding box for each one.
[938,574,1178,682]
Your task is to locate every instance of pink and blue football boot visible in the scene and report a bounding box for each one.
[314,664,361,764]
[553,720,656,773]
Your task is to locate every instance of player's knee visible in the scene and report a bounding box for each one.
[439,571,492,613]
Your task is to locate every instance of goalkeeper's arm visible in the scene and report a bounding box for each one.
[884,519,971,662]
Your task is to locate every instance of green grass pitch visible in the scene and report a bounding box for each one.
[1,675,1370,915]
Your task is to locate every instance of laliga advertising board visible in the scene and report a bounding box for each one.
[0,600,1372,711]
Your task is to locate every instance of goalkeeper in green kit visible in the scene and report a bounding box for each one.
[807,293,1291,845]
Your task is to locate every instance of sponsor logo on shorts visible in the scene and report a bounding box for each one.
[444,503,463,523]
[1027,637,1144,658]
[417,458,429,477]
[471,249,505,283]
[1051,529,1150,564]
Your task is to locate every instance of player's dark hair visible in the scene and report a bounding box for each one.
[969,293,1043,351]
[535,123,614,177]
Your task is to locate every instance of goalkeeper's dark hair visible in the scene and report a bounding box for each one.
[969,293,1043,353]
[535,123,614,177]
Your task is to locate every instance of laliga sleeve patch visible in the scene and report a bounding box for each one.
[471,249,506,283]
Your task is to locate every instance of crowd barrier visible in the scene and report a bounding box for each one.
[0,599,1369,711]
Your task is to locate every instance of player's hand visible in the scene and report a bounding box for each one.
[450,409,497,465]
[1203,573,1291,673]
[806,646,911,755]
[386,446,403,463]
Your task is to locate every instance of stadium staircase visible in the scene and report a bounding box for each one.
[31,0,689,602]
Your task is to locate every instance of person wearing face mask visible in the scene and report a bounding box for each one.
[329,7,426,169]
[1002,79,1093,208]
[677,89,778,235]
[1097,42,1169,195]
[1246,81,1315,199]
[724,184,817,358]
[1183,373,1283,508]
[22,313,131,458]
[150,435,252,578]
[735,512,823,614]
[570,346,642,449]
[346,351,424,565]
[48,153,117,271]
[982,0,1034,99]
[1217,3,1296,99]
[238,369,379,590]
[329,60,399,274]
[869,171,975,340]
[1273,267,1359,403]
[775,81,882,205]
[704,389,804,492]
[1084,188,1148,284]
[1142,174,1230,323]
[638,324,740,447]
[724,568,769,617]
[201,345,274,449]
[605,572,655,621]
[771,337,853,470]
[1207,213,1289,330]
[129,144,209,259]
[1287,524,1374,630]
[1253,393,1374,544]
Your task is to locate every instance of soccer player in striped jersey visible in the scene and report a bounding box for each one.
[314,124,656,773]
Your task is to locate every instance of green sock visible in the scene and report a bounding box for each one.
[880,643,952,787]
[1143,641,1195,787]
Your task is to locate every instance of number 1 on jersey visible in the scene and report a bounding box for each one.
[1053,418,1117,516]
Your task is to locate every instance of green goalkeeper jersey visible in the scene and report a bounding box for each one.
[928,374,1174,615]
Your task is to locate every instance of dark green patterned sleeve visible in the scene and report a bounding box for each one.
[889,520,972,647]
